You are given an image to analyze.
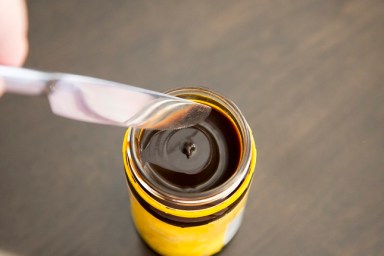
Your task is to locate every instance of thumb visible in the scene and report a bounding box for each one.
[0,0,29,66]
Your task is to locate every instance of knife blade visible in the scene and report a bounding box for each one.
[0,66,211,130]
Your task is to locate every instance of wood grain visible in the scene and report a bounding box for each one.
[0,0,383,255]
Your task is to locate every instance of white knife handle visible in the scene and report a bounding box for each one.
[0,65,51,95]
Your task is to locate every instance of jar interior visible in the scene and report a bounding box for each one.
[138,106,241,196]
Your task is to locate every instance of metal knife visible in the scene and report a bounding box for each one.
[0,66,210,130]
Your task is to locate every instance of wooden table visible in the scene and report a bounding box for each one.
[0,0,383,255]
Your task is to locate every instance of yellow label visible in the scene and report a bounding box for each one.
[123,115,257,255]
[130,192,248,256]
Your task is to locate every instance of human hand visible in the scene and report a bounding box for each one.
[0,0,28,96]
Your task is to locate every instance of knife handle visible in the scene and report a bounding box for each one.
[0,65,51,95]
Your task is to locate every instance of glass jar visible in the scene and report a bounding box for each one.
[122,87,257,256]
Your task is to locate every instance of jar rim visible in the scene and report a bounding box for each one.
[126,87,253,208]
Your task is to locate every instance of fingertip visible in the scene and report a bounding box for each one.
[0,36,28,66]
[0,0,29,66]
[5,36,29,66]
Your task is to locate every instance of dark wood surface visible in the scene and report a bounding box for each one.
[1,0,383,255]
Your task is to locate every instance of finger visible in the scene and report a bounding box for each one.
[0,0,28,66]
